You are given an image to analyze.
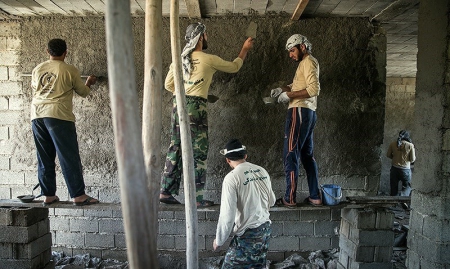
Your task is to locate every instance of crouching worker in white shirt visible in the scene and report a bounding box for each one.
[213,139,276,268]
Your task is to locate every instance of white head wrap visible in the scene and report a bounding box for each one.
[181,22,206,79]
[285,34,312,52]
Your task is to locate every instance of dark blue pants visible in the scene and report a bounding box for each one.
[283,107,320,204]
[390,166,412,196]
[32,118,85,198]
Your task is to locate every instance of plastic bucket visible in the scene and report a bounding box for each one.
[321,184,342,206]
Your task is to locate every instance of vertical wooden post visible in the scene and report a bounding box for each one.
[169,0,199,268]
[104,1,154,268]
[142,0,163,267]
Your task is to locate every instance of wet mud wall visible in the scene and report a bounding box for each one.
[3,15,385,203]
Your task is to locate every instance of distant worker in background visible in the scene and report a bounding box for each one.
[213,139,276,268]
[31,38,99,206]
[160,22,254,207]
[387,130,416,196]
[270,34,322,207]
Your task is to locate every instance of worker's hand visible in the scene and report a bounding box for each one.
[270,87,283,98]
[242,37,254,50]
[277,92,290,103]
[213,239,220,251]
[85,75,97,87]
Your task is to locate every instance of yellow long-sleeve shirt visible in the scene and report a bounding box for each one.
[387,141,416,169]
[165,51,244,99]
[31,60,90,122]
[289,54,320,111]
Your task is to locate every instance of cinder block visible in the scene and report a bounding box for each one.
[114,233,126,248]
[339,236,376,262]
[198,221,216,236]
[101,249,128,261]
[0,51,19,66]
[0,207,48,227]
[283,221,314,236]
[269,222,283,236]
[83,209,113,218]
[85,233,114,248]
[158,220,184,235]
[270,210,300,221]
[0,242,12,258]
[54,208,84,217]
[340,218,351,238]
[0,111,20,124]
[70,218,98,233]
[0,139,15,154]
[99,218,123,233]
[374,246,393,262]
[54,231,85,247]
[14,233,52,259]
[301,208,331,221]
[357,209,377,229]
[8,96,23,110]
[0,248,50,269]
[205,211,220,220]
[0,170,24,185]
[0,219,50,243]
[0,76,19,96]
[0,21,21,36]
[0,66,7,80]
[158,210,174,219]
[49,217,70,231]
[356,230,394,247]
[268,237,299,251]
[174,235,206,250]
[0,126,8,139]
[157,235,175,249]
[0,96,7,110]
[375,210,394,229]
[299,237,331,250]
[315,220,340,236]
[0,155,10,170]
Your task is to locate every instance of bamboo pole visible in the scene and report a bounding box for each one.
[142,0,163,266]
[169,0,199,268]
[104,1,154,268]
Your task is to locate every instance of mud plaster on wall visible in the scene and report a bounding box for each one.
[14,15,385,201]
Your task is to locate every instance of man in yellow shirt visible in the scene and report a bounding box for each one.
[271,34,322,207]
[160,22,254,207]
[31,38,98,206]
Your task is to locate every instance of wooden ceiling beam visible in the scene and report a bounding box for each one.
[290,0,309,21]
[184,0,201,18]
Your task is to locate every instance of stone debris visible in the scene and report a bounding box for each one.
[53,252,129,269]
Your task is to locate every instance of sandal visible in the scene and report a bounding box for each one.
[160,196,181,204]
[73,196,99,206]
[197,200,214,208]
[303,197,322,207]
[275,197,297,209]
[43,196,59,206]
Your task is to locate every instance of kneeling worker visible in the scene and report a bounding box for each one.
[213,139,276,268]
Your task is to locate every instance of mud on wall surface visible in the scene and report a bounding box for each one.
[15,15,385,202]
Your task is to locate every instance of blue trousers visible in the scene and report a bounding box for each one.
[283,107,320,204]
[32,118,86,198]
[390,166,412,196]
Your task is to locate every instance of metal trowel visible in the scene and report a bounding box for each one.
[245,21,257,39]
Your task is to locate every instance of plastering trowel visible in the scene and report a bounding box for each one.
[245,21,257,39]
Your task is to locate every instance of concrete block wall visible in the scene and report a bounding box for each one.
[0,207,53,269]
[48,206,340,262]
[338,208,394,269]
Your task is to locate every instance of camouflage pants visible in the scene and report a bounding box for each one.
[161,96,208,202]
[222,222,271,269]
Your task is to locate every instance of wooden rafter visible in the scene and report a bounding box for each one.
[290,0,309,21]
[184,0,201,18]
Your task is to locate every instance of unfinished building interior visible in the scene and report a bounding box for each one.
[0,0,449,268]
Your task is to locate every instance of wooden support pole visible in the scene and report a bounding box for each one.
[169,0,199,268]
[142,0,163,267]
[291,0,309,21]
[104,1,154,268]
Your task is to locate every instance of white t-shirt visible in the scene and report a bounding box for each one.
[215,162,276,246]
